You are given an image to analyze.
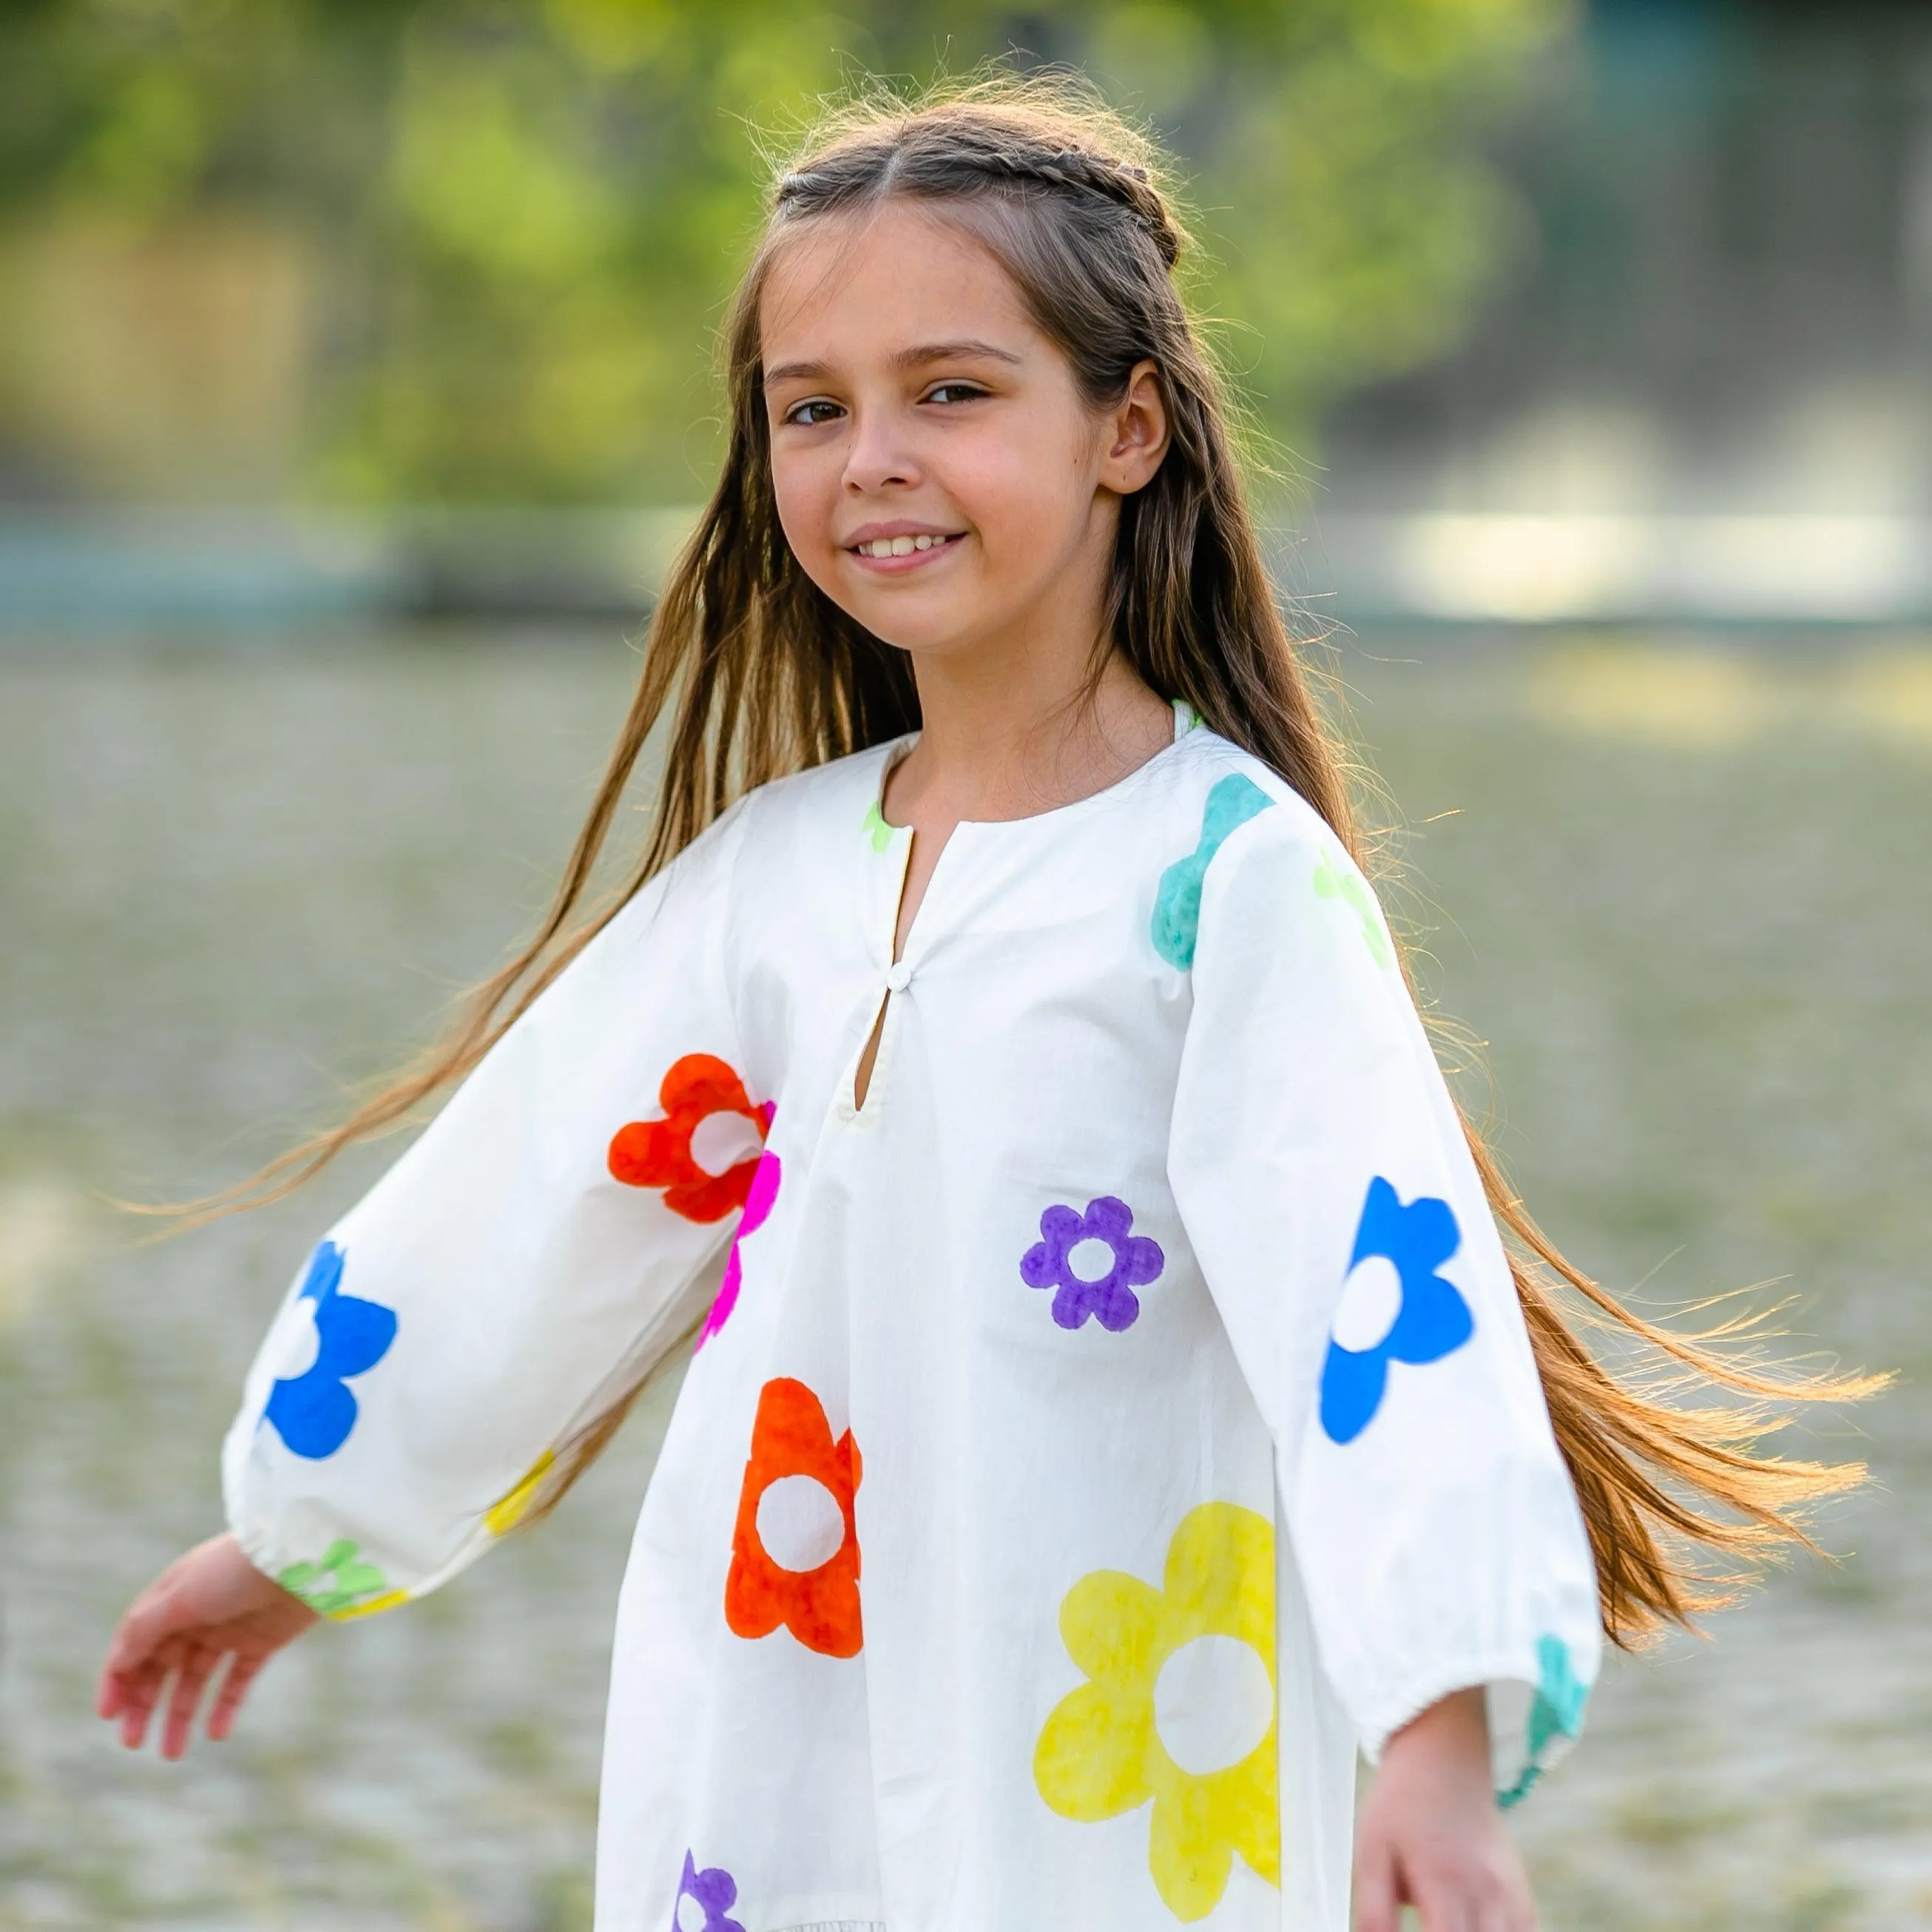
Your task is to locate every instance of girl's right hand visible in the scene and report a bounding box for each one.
[96,1531,319,1758]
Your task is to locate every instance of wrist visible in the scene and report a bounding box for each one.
[1377,1686,1494,1805]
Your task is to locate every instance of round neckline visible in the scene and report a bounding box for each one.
[872,699,1200,837]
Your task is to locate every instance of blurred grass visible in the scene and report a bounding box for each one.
[1,630,1928,1928]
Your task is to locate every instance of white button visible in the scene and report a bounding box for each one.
[885,961,913,993]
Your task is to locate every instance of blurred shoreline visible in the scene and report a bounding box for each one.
[6,505,1932,637]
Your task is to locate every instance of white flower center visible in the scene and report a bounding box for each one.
[755,1473,846,1573]
[1330,1253,1405,1354]
[689,1109,764,1178]
[1067,1236,1117,1283]
[263,1294,322,1382]
[1153,1633,1274,1777]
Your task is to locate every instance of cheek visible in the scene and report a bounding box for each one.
[951,419,1091,561]
[769,443,841,567]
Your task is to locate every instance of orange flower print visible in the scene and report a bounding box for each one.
[725,1377,863,1658]
[607,1053,772,1223]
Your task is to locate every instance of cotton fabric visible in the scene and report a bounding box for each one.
[226,709,1601,1932]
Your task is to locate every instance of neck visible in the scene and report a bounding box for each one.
[886,561,1173,828]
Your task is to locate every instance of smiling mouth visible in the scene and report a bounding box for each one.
[848,532,965,561]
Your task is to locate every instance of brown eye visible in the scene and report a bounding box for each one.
[784,399,844,427]
[924,383,987,406]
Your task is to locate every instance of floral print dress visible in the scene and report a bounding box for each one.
[226,707,1601,1932]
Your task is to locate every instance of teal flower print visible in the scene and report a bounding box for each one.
[1498,1634,1592,1809]
[1152,775,1275,969]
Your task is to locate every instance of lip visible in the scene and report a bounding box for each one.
[842,521,967,574]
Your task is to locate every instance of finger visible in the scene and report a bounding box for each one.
[96,1659,129,1720]
[100,1618,175,1720]
[1412,1877,1477,1932]
[103,1582,182,1681]
[160,1646,218,1760]
[114,1646,179,1749]
[1448,1848,1533,1932]
[1353,1847,1402,1932]
[205,1651,263,1742]
[119,1659,168,1749]
[1490,1871,1538,1932]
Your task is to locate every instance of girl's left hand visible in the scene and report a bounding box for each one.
[1353,1686,1536,1932]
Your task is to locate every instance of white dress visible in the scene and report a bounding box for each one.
[226,707,1601,1932]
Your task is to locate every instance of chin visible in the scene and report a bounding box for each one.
[845,597,987,657]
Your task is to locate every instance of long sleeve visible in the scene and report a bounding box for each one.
[223,800,763,1621]
[1166,777,1601,1805]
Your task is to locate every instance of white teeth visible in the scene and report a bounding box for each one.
[857,533,950,557]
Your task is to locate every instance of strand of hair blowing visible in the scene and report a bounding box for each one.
[179,74,1879,1638]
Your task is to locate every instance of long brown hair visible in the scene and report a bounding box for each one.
[188,72,1879,1646]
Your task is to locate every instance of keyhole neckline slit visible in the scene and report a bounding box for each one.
[851,698,1200,1115]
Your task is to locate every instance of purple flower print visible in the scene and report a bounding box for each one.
[672,1851,745,1932]
[1021,1196,1164,1332]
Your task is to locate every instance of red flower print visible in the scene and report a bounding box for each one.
[607,1053,771,1223]
[725,1377,863,1658]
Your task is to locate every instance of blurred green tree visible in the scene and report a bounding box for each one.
[0,0,1572,503]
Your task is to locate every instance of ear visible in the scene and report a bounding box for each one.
[1098,359,1170,496]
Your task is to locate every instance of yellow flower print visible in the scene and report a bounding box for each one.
[333,1586,408,1621]
[1034,1502,1279,1921]
[486,1449,555,1536]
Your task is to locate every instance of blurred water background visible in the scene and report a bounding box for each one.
[4,0,1931,1928]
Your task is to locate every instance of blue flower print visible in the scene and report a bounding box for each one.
[672,1851,746,1932]
[1498,1634,1592,1810]
[1318,1178,1473,1444]
[263,1240,398,1460]
[1021,1197,1165,1332]
[1151,774,1275,969]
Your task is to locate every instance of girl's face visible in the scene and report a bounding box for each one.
[760,200,1166,664]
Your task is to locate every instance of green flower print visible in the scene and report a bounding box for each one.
[276,1538,405,1620]
[1312,849,1392,967]
[862,799,897,854]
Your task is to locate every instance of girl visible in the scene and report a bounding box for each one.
[99,79,1867,1932]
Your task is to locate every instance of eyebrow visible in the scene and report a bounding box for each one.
[763,339,1023,389]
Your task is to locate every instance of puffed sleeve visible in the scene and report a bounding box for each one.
[223,799,766,1621]
[1166,773,1601,1805]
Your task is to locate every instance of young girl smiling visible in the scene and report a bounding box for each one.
[100,81,1865,1932]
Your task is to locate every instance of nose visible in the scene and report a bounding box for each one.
[842,404,920,496]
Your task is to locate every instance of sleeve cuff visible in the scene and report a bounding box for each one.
[1357,1633,1594,1808]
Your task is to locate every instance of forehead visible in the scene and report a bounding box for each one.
[759,200,1039,367]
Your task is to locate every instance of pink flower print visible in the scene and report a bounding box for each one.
[1021,1196,1164,1333]
[672,1851,745,1932]
[697,1143,780,1349]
